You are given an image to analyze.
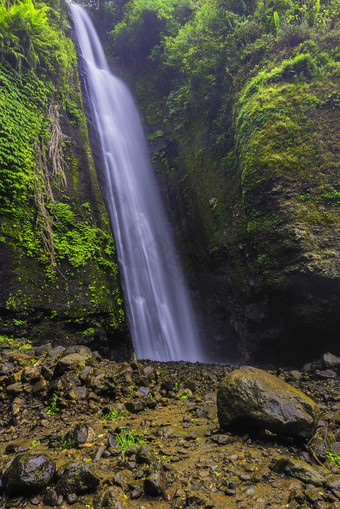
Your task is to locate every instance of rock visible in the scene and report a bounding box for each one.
[32,380,48,394]
[136,446,157,465]
[43,488,63,506]
[327,474,340,491]
[66,493,78,504]
[322,352,340,373]
[5,442,29,454]
[22,365,41,383]
[55,463,99,495]
[3,454,56,495]
[35,343,52,355]
[186,490,214,508]
[49,346,66,357]
[6,383,22,395]
[125,400,145,414]
[65,345,92,357]
[217,367,319,439]
[114,469,135,491]
[144,466,167,496]
[54,354,89,376]
[67,386,88,400]
[93,487,128,508]
[270,457,326,486]
[315,369,337,379]
[330,442,340,455]
[63,422,97,447]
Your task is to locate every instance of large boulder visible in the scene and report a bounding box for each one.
[217,367,319,439]
[3,454,56,496]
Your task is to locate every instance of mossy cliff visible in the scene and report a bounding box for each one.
[95,0,340,364]
[0,0,128,357]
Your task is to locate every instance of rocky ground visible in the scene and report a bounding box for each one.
[0,338,339,509]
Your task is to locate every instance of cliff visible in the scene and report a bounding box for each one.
[0,0,128,358]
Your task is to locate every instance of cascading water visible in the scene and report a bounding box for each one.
[69,4,202,362]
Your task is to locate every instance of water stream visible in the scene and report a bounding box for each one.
[69,4,202,361]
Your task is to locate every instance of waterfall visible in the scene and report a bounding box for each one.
[69,4,202,362]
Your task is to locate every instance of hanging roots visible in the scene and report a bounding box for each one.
[32,97,68,270]
[48,99,67,188]
[33,139,56,269]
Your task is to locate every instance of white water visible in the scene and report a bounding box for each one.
[69,4,202,361]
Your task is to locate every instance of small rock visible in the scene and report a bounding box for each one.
[114,469,135,491]
[125,400,145,414]
[6,383,22,395]
[32,380,48,395]
[49,346,66,357]
[136,446,156,465]
[270,456,326,486]
[144,466,167,496]
[315,369,337,379]
[43,488,63,506]
[67,386,88,400]
[54,353,89,376]
[55,463,99,495]
[63,422,97,447]
[322,352,340,373]
[5,443,29,454]
[93,486,128,508]
[3,454,56,496]
[66,493,78,504]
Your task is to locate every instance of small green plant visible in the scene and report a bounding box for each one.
[29,439,40,450]
[59,436,76,450]
[47,395,60,415]
[115,429,146,453]
[327,451,340,466]
[100,408,121,422]
[20,358,37,366]
[80,327,95,337]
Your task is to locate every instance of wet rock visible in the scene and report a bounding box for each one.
[63,422,97,447]
[144,466,167,496]
[54,354,89,377]
[6,383,22,395]
[55,463,99,495]
[11,397,26,416]
[35,343,52,355]
[270,456,326,486]
[125,400,145,414]
[22,366,41,384]
[32,380,48,395]
[327,474,340,491]
[217,367,319,439]
[136,446,157,465]
[322,352,340,373]
[309,428,328,461]
[66,493,78,504]
[5,442,29,454]
[114,469,135,491]
[49,346,66,357]
[186,490,214,508]
[315,369,337,379]
[43,488,63,506]
[67,386,88,400]
[3,454,56,496]
[93,486,128,508]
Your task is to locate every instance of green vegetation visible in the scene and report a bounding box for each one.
[100,408,125,421]
[47,395,60,415]
[327,451,340,466]
[115,428,146,452]
[0,0,125,342]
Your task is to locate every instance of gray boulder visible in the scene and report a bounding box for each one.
[3,454,56,495]
[217,367,319,439]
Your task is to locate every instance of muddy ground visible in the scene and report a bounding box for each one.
[0,340,339,508]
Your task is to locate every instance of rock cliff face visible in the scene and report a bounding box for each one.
[105,1,340,365]
[0,2,129,358]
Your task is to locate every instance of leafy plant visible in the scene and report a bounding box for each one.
[29,439,40,450]
[327,451,340,466]
[115,428,146,452]
[47,395,60,415]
